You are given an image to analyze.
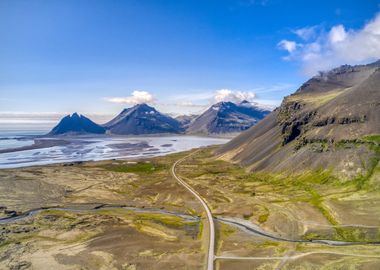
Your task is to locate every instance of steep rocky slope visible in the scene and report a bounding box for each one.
[218,61,380,179]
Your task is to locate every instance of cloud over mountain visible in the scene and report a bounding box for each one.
[277,40,298,53]
[278,12,380,75]
[213,89,257,103]
[105,90,155,105]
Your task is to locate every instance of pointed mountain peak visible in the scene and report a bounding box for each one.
[135,103,149,107]
[137,103,154,109]
[218,101,233,105]
[128,103,155,112]
[49,113,105,135]
[239,100,252,107]
[213,101,234,110]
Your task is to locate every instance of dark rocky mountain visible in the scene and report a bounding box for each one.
[217,61,380,179]
[186,101,271,134]
[103,103,183,135]
[49,113,105,135]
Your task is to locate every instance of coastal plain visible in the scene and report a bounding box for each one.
[1,146,380,269]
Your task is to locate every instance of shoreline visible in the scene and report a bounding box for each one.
[0,138,70,154]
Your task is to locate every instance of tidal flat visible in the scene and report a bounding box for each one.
[0,134,228,169]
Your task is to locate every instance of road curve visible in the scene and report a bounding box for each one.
[171,151,215,270]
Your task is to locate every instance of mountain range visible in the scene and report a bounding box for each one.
[48,101,271,135]
[217,60,380,179]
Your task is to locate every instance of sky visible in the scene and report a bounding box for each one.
[1,0,380,129]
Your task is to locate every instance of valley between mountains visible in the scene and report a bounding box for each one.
[1,61,380,270]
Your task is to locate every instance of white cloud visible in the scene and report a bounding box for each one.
[293,26,318,40]
[277,39,298,53]
[102,86,285,116]
[105,90,155,105]
[328,25,347,43]
[165,84,291,112]
[214,89,256,103]
[278,12,380,75]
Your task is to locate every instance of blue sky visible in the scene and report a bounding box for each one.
[1,0,379,127]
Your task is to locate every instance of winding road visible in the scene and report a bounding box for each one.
[171,151,215,270]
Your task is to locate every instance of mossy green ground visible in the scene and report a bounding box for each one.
[176,143,380,243]
[103,161,167,174]
[1,208,200,249]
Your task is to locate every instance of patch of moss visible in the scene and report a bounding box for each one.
[363,135,380,144]
[97,208,194,228]
[0,231,41,248]
[197,220,204,240]
[352,136,380,190]
[186,207,200,217]
[303,226,380,242]
[246,169,337,189]
[0,240,11,249]
[134,212,192,228]
[302,232,323,241]
[218,222,236,238]
[258,213,269,224]
[38,209,77,221]
[103,162,166,174]
[286,90,344,106]
[256,240,280,248]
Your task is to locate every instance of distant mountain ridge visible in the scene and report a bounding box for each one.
[49,113,105,135]
[217,60,380,179]
[48,101,272,136]
[102,103,183,135]
[186,100,271,134]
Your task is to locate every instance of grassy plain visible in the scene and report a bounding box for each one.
[1,141,380,269]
